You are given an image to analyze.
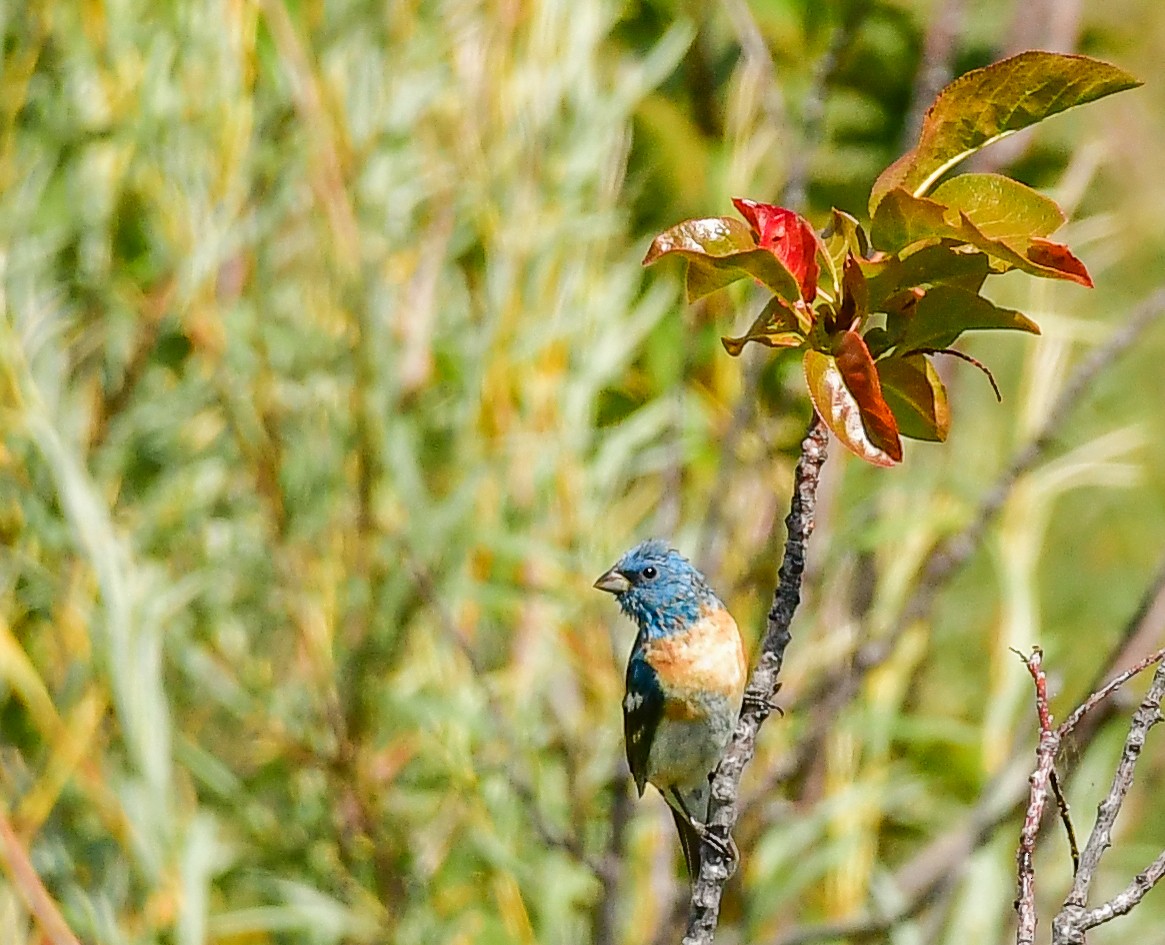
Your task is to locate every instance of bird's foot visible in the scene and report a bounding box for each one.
[692,819,739,874]
[742,684,784,717]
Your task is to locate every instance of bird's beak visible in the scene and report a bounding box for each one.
[593,568,631,594]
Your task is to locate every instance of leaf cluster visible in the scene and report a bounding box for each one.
[643,52,1140,465]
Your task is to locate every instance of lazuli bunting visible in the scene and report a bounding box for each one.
[595,539,747,876]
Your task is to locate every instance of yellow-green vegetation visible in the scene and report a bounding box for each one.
[1,2,1164,944]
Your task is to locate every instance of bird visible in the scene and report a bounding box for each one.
[594,539,747,877]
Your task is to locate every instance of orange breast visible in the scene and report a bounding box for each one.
[642,606,747,703]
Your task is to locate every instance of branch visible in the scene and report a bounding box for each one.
[1059,645,1165,739]
[1015,647,1062,945]
[1052,660,1165,943]
[683,412,829,945]
[752,289,1165,798]
[1076,848,1165,931]
[767,561,1165,945]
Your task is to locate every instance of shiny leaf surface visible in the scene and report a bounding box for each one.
[862,242,991,312]
[804,338,902,467]
[731,198,820,301]
[642,216,801,301]
[877,354,951,441]
[870,52,1141,212]
[871,188,1094,287]
[893,285,1040,353]
[930,173,1066,241]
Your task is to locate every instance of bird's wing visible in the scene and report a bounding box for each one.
[623,653,664,797]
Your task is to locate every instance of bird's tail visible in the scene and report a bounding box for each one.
[670,807,702,878]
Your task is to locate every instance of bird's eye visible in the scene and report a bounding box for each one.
[642,566,658,580]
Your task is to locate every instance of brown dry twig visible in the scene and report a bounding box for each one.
[1014,647,1061,945]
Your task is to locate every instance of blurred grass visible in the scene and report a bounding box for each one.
[1,1,1164,944]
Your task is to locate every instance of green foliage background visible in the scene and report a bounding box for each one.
[1,1,1164,943]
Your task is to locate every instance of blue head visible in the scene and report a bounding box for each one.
[594,539,717,638]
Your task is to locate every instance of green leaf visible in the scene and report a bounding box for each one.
[893,284,1040,353]
[821,209,870,294]
[930,174,1065,241]
[804,335,902,467]
[642,216,801,302]
[870,188,1093,287]
[835,253,868,333]
[870,52,1141,213]
[877,355,951,442]
[722,296,807,356]
[862,241,991,313]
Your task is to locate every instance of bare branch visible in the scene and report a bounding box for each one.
[1055,660,1165,941]
[683,413,830,945]
[1049,769,1080,874]
[1059,645,1165,738]
[768,559,1165,945]
[1015,647,1061,945]
[1077,849,1165,930]
[756,289,1165,799]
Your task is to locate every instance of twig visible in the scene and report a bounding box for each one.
[754,289,1165,798]
[1059,645,1165,739]
[1015,647,1060,945]
[1074,848,1165,931]
[768,566,1165,945]
[1051,661,1165,943]
[683,413,830,945]
[1049,769,1080,874]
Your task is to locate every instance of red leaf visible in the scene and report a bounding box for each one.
[732,198,820,302]
[835,330,902,462]
[803,336,903,468]
[1025,238,1094,288]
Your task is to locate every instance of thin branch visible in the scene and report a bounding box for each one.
[754,289,1165,798]
[768,562,1165,945]
[1051,661,1165,943]
[1049,769,1080,874]
[683,413,830,945]
[1077,848,1165,930]
[1059,645,1165,739]
[1062,661,1165,910]
[1015,647,1061,945]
